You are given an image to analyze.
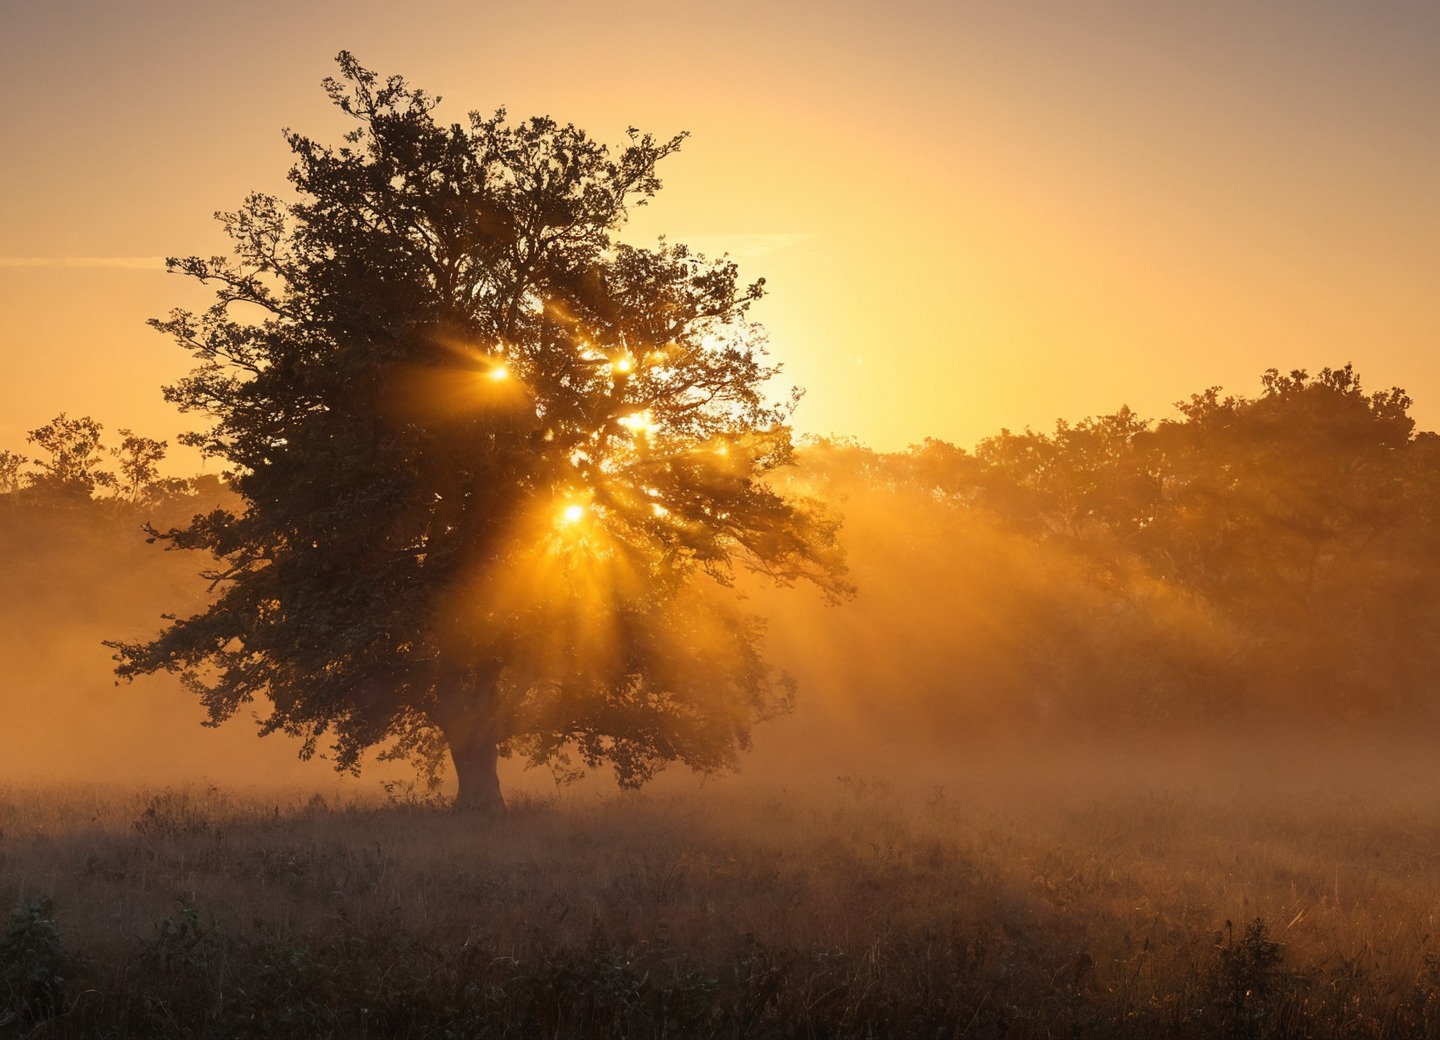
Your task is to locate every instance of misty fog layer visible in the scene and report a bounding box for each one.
[2,364,1436,791]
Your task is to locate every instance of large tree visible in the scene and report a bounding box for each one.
[110,54,848,811]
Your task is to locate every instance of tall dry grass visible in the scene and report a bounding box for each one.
[5,734,1440,1037]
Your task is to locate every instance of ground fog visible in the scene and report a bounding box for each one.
[6,731,1440,1038]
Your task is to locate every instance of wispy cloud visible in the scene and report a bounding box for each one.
[0,256,167,270]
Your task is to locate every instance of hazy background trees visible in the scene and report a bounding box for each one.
[0,418,240,782]
[765,364,1440,755]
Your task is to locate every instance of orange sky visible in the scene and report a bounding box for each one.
[2,0,1436,461]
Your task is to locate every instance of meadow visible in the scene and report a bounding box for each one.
[7,731,1440,1039]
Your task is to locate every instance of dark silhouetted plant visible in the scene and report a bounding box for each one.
[0,898,70,1030]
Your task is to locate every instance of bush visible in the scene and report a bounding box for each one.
[1,898,70,1030]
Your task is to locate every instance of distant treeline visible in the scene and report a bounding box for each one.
[0,416,228,691]
[0,413,219,509]
[779,364,1440,737]
[4,364,1437,743]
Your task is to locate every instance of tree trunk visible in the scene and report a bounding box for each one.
[449,730,505,813]
[431,670,506,814]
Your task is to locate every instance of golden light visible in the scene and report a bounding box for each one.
[618,410,658,436]
[451,486,648,686]
[488,365,510,382]
[612,355,634,375]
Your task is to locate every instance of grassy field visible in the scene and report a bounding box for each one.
[6,733,1440,1038]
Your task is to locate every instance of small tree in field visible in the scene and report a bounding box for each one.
[109,54,848,811]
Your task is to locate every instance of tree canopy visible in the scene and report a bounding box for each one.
[109,54,848,810]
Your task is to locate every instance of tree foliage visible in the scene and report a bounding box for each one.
[109,54,848,809]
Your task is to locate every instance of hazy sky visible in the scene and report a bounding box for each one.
[2,0,1436,459]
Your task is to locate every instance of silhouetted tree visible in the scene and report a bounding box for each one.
[0,451,25,495]
[109,54,847,811]
[0,416,186,510]
[25,414,116,499]
[111,430,185,505]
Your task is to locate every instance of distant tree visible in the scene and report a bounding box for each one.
[1140,365,1433,707]
[2,416,186,507]
[111,430,186,505]
[26,414,116,498]
[0,450,26,495]
[1147,366,1412,591]
[972,407,1158,543]
[109,54,848,811]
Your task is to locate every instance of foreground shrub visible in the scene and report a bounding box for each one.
[0,898,70,1030]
